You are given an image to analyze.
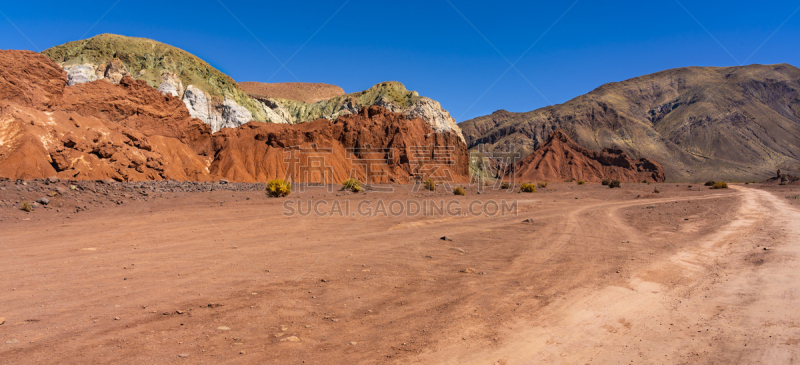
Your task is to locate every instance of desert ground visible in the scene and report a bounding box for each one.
[1,180,800,364]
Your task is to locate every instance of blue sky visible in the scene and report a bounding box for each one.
[1,1,799,122]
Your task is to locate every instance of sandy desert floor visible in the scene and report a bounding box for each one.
[1,180,800,364]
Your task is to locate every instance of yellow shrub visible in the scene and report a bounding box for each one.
[342,178,362,193]
[537,182,548,188]
[425,179,436,191]
[266,179,291,197]
[520,183,536,193]
[453,186,467,196]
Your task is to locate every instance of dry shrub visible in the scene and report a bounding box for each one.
[520,183,536,193]
[577,180,586,185]
[425,179,436,192]
[501,182,511,190]
[601,179,610,186]
[20,201,34,212]
[266,179,292,197]
[342,178,362,193]
[711,181,728,189]
[608,180,621,188]
[453,186,467,196]
[537,181,548,188]
[704,181,716,186]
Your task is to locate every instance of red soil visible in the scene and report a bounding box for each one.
[511,129,666,183]
[239,81,345,103]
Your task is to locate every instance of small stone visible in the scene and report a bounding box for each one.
[6,339,19,344]
[176,310,184,314]
[114,317,120,320]
[522,219,534,223]
[177,353,190,358]
[36,197,50,205]
[280,336,300,342]
[217,326,231,331]
[280,325,288,331]
[764,247,770,251]
[219,179,229,184]
[0,317,5,325]
[305,325,312,328]
[274,333,285,338]
[350,341,358,345]
[449,247,466,253]
[239,351,245,354]
[440,236,453,241]
[102,179,115,185]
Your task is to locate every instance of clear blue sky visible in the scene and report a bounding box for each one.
[2,1,799,122]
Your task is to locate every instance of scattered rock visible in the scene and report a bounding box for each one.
[36,197,49,205]
[101,179,115,185]
[217,326,231,331]
[350,341,358,345]
[0,317,4,325]
[177,353,190,358]
[6,339,19,344]
[305,325,312,328]
[522,219,534,223]
[274,333,285,338]
[280,325,288,331]
[764,247,770,251]
[449,247,466,253]
[280,336,301,342]
[219,179,229,184]
[207,303,223,308]
[440,236,453,241]
[113,317,120,320]
[460,268,477,274]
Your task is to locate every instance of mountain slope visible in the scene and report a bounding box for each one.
[460,64,800,182]
[239,82,344,104]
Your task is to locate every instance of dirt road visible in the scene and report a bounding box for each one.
[1,182,798,364]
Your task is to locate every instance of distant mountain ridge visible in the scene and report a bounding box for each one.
[460,64,800,182]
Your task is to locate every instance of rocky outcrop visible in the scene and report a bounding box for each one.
[211,105,469,183]
[508,129,666,183]
[63,64,99,85]
[403,97,464,143]
[156,71,183,97]
[0,51,470,184]
[0,51,214,181]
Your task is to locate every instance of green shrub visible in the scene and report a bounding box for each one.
[520,183,536,193]
[453,186,467,196]
[608,180,621,188]
[601,179,610,186]
[537,181,548,188]
[577,180,585,185]
[266,179,292,197]
[711,181,728,189]
[342,178,362,193]
[704,181,716,186]
[20,201,34,212]
[425,178,436,192]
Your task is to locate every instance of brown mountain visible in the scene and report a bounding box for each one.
[460,64,800,182]
[0,50,468,183]
[508,129,665,183]
[239,82,345,104]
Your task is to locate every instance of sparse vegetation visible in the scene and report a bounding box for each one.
[501,182,511,190]
[705,181,716,186]
[520,183,536,193]
[425,178,436,192]
[48,191,61,198]
[608,180,621,188]
[577,180,586,185]
[537,181,548,188]
[653,188,660,193]
[601,179,610,186]
[20,201,34,212]
[711,181,728,189]
[266,179,292,197]
[342,178,362,193]
[453,186,467,196]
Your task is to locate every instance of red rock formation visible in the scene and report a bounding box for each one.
[211,105,469,184]
[509,129,666,183]
[0,51,469,184]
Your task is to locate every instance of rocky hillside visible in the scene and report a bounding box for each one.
[239,82,344,104]
[0,50,468,183]
[460,64,800,182]
[509,129,665,183]
[42,34,465,142]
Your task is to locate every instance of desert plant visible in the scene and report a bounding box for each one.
[266,179,292,197]
[453,186,467,196]
[653,188,660,193]
[537,181,548,188]
[520,183,536,193]
[500,182,511,190]
[577,180,586,185]
[711,181,728,189]
[342,178,362,193]
[48,191,61,198]
[601,179,610,186]
[608,180,621,188]
[424,178,436,191]
[20,201,34,212]
[704,181,716,186]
